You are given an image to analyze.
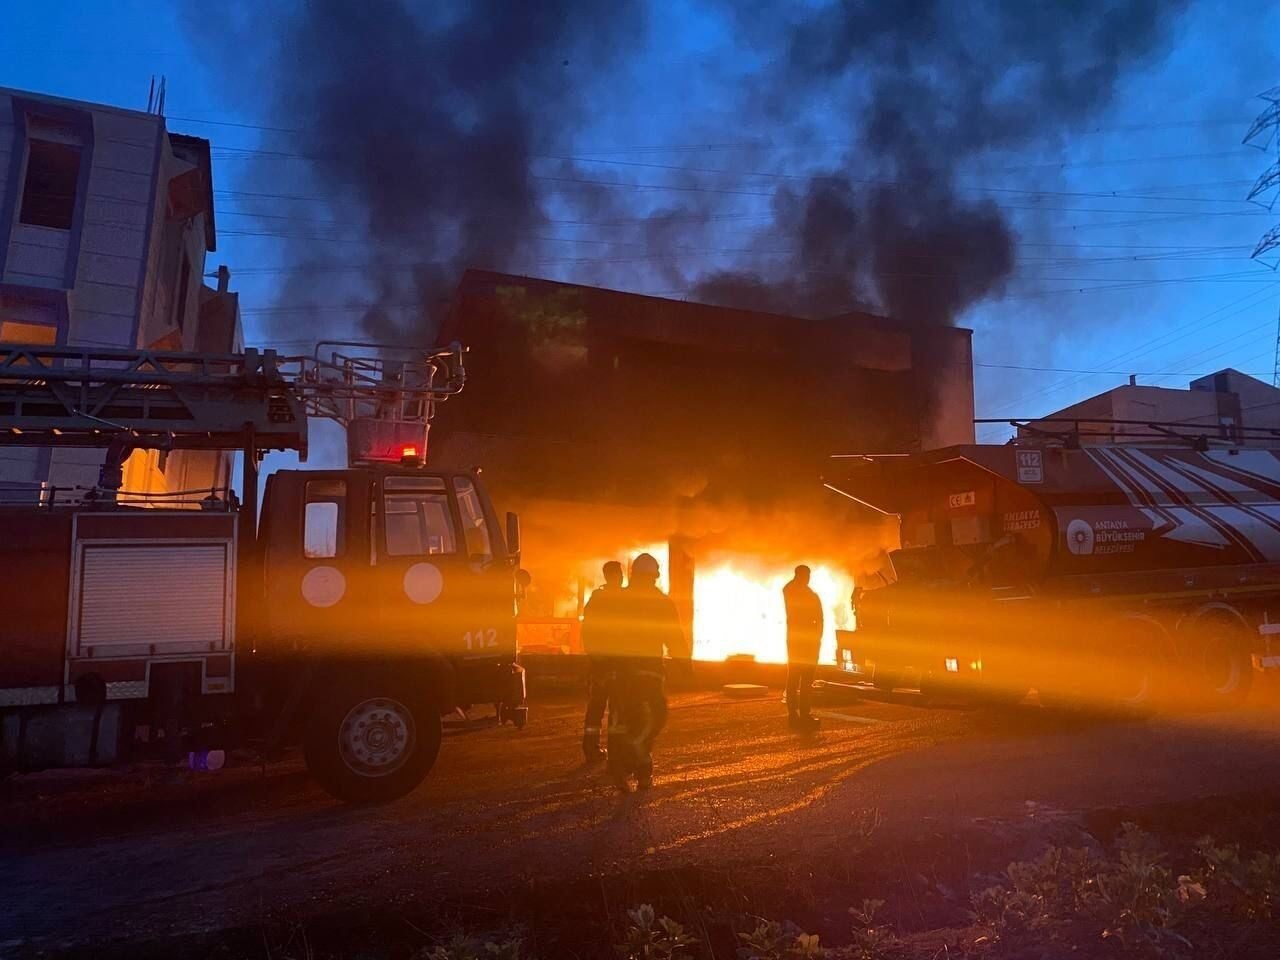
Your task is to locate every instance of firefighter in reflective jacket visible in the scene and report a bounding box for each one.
[580,560,625,762]
[607,552,689,792]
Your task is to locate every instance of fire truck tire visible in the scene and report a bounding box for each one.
[304,680,442,804]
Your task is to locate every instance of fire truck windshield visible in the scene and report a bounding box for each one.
[384,476,457,556]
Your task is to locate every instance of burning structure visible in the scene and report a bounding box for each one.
[433,270,974,663]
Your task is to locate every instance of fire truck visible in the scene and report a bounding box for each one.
[0,339,526,802]
[827,428,1280,711]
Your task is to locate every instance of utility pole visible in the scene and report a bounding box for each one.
[1244,87,1280,383]
[1245,85,1280,264]
[1273,306,1280,387]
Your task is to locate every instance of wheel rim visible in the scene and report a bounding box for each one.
[1114,664,1152,706]
[338,697,416,778]
[1199,632,1244,696]
[1104,618,1162,708]
[1111,642,1153,706]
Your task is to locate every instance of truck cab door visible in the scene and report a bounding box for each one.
[373,473,515,663]
[263,470,372,653]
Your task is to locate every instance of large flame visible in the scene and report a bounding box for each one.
[692,555,853,664]
[570,545,852,665]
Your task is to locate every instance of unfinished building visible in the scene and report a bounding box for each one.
[433,270,975,662]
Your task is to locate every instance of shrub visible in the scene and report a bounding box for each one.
[616,904,700,960]
[419,933,523,960]
[843,899,898,960]
[1196,837,1280,921]
[736,918,825,960]
[975,824,1195,955]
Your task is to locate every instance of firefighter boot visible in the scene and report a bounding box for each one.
[582,728,606,763]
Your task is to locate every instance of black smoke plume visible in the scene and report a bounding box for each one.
[195,0,1187,341]
[694,0,1187,324]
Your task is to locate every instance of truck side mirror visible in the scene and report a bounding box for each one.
[506,511,521,562]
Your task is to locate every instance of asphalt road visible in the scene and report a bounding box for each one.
[5,686,1280,952]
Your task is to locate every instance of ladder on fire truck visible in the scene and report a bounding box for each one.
[0,339,467,530]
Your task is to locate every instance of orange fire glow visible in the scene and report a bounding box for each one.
[575,545,853,665]
[691,556,853,664]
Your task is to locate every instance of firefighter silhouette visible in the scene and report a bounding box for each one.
[580,560,625,762]
[606,552,688,792]
[782,565,823,729]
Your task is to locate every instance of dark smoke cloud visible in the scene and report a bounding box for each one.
[195,0,1188,340]
[197,0,644,342]
[694,0,1187,323]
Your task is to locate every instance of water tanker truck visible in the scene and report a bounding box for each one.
[828,439,1280,710]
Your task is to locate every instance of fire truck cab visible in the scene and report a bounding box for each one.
[247,462,525,800]
[0,340,527,803]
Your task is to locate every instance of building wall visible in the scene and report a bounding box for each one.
[0,88,232,500]
[1024,372,1280,446]
[1111,387,1221,436]
[920,327,975,449]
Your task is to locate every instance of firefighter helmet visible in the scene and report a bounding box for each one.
[631,552,660,580]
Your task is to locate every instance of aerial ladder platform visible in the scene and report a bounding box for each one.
[0,339,467,528]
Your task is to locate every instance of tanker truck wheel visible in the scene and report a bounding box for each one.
[870,665,902,693]
[1181,612,1252,711]
[305,679,442,803]
[1097,615,1165,715]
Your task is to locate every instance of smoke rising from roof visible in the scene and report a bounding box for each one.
[695,0,1187,322]
[196,0,1188,338]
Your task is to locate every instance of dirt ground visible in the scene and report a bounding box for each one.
[4,683,1280,957]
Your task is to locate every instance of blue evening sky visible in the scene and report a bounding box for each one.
[3,0,1279,453]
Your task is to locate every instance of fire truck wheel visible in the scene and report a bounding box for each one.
[305,681,442,804]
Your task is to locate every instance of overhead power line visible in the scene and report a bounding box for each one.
[170,110,1249,146]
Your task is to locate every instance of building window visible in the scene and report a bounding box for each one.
[174,251,191,331]
[20,139,82,230]
[0,319,58,345]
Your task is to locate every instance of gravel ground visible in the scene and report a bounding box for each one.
[4,685,1280,955]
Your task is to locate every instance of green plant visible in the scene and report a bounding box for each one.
[1094,823,1191,953]
[736,918,825,959]
[843,899,898,960]
[974,844,1102,939]
[1197,836,1280,921]
[617,904,700,960]
[419,933,522,960]
[974,825,1195,955]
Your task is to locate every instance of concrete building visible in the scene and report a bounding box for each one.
[433,270,974,658]
[0,87,241,499]
[1021,369,1280,446]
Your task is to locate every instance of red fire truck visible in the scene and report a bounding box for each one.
[0,340,526,802]
[828,432,1280,711]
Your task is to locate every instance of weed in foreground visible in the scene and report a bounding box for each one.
[736,918,825,959]
[417,933,523,960]
[616,904,700,960]
[1195,836,1280,922]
